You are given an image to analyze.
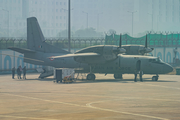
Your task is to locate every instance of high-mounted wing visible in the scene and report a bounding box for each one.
[49,53,100,59]
[49,52,101,64]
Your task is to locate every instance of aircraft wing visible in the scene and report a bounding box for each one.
[49,53,100,59]
[8,47,36,54]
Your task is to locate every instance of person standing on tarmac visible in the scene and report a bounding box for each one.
[17,67,20,79]
[12,67,15,79]
[139,70,143,82]
[23,66,26,79]
[19,65,22,79]
[134,69,138,82]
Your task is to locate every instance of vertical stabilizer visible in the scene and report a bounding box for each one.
[27,17,69,53]
[27,17,45,52]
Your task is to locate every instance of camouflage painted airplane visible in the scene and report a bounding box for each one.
[8,17,173,81]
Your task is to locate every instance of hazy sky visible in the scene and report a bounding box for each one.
[0,0,180,37]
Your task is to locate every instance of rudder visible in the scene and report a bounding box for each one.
[27,17,69,54]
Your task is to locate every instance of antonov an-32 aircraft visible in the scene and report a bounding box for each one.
[8,17,173,81]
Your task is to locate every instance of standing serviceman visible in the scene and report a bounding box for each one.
[23,66,26,79]
[12,67,15,79]
[17,67,20,79]
[134,69,138,82]
[139,70,143,82]
[19,65,22,79]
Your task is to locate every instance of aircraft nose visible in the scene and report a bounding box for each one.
[163,63,173,73]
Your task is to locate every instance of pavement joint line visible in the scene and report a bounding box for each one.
[136,83,180,90]
[86,101,169,120]
[2,92,180,102]
[2,93,171,120]
[0,115,60,120]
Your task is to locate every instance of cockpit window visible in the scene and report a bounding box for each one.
[149,58,163,63]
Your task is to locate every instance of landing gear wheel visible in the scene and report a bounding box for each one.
[87,74,96,80]
[152,76,158,81]
[114,74,123,79]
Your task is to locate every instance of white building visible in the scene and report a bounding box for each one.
[0,0,180,37]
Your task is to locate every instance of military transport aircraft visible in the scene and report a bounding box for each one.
[8,17,173,81]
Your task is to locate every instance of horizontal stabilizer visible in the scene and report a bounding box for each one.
[0,53,44,63]
[49,53,100,59]
[8,47,36,54]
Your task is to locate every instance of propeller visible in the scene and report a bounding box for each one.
[145,34,147,48]
[113,34,126,54]
[119,33,122,48]
[139,34,154,55]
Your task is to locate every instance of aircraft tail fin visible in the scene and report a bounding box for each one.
[27,17,70,53]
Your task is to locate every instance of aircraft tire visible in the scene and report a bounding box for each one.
[114,74,122,79]
[152,76,158,81]
[87,74,96,80]
[155,76,158,81]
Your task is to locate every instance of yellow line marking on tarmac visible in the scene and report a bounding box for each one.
[2,93,170,120]
[86,101,169,120]
[0,115,59,120]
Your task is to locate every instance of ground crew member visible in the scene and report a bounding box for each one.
[134,69,138,82]
[17,67,20,79]
[139,70,143,82]
[23,66,26,79]
[19,65,22,79]
[12,67,15,79]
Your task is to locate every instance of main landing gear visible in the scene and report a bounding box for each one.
[152,74,159,81]
[86,73,96,80]
[86,66,96,80]
[114,73,123,79]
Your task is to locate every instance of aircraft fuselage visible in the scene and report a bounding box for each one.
[24,52,173,75]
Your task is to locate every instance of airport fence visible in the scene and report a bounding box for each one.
[0,38,105,50]
[105,32,180,47]
[1,32,180,50]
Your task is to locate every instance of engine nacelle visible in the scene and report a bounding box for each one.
[112,47,126,54]
[74,45,125,64]
[139,47,154,55]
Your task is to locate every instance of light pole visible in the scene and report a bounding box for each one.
[82,11,88,29]
[128,11,137,36]
[97,12,103,31]
[148,13,153,31]
[2,9,9,37]
[68,0,71,52]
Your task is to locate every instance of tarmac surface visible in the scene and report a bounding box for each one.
[0,73,180,120]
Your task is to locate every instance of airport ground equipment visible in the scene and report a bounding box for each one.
[54,68,75,83]
[176,68,180,75]
[38,70,53,79]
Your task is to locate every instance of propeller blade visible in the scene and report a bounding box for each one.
[145,34,147,48]
[119,34,122,48]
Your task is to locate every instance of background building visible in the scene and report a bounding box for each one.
[0,0,180,38]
